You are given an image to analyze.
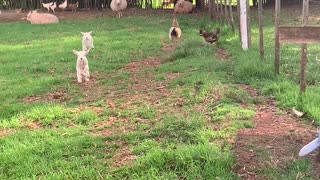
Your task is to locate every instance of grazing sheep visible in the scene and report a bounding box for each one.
[69,2,79,12]
[174,0,193,14]
[26,10,59,24]
[42,2,53,12]
[110,0,127,18]
[73,50,90,83]
[81,31,94,51]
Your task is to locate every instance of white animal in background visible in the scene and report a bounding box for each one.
[73,50,90,83]
[26,10,59,24]
[42,2,53,12]
[50,2,57,13]
[69,2,79,12]
[58,0,68,11]
[0,10,2,15]
[81,31,94,51]
[110,0,127,18]
[174,0,193,14]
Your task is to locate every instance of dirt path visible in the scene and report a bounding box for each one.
[0,8,181,23]
[234,85,320,179]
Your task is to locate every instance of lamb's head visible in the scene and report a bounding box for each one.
[81,31,92,41]
[73,50,89,62]
[116,0,121,5]
[81,31,94,50]
[26,10,37,21]
[176,0,184,7]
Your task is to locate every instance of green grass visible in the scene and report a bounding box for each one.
[0,7,318,179]
[0,129,110,179]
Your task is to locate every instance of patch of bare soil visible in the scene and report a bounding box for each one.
[23,90,67,103]
[0,10,27,23]
[234,85,320,179]
[215,48,232,63]
[0,129,14,138]
[75,72,106,103]
[124,57,163,73]
[162,42,178,54]
[113,147,137,168]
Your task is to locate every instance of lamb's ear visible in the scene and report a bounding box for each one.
[81,32,85,35]
[73,50,78,56]
[89,31,92,34]
[84,50,89,56]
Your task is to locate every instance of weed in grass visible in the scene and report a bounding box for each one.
[151,115,205,144]
[210,104,255,122]
[73,110,99,125]
[223,85,253,104]
[121,132,149,145]
[134,106,157,120]
[132,140,160,155]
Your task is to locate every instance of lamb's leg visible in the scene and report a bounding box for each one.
[84,75,90,82]
[77,71,82,83]
[83,67,90,82]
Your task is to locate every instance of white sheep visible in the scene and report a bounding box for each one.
[26,10,59,24]
[110,0,127,18]
[42,2,53,12]
[73,50,90,83]
[50,2,57,13]
[81,31,94,51]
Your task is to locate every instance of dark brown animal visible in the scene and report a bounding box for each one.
[199,28,221,44]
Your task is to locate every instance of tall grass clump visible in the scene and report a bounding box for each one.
[114,144,238,180]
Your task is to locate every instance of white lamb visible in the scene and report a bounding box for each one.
[81,31,94,51]
[42,2,53,12]
[110,0,127,18]
[26,10,59,24]
[50,2,57,13]
[73,50,90,83]
[58,0,68,11]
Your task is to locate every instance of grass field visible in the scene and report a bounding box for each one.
[0,6,319,179]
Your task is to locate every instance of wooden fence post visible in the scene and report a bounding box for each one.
[229,0,235,32]
[258,0,264,60]
[274,0,280,75]
[300,0,309,92]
